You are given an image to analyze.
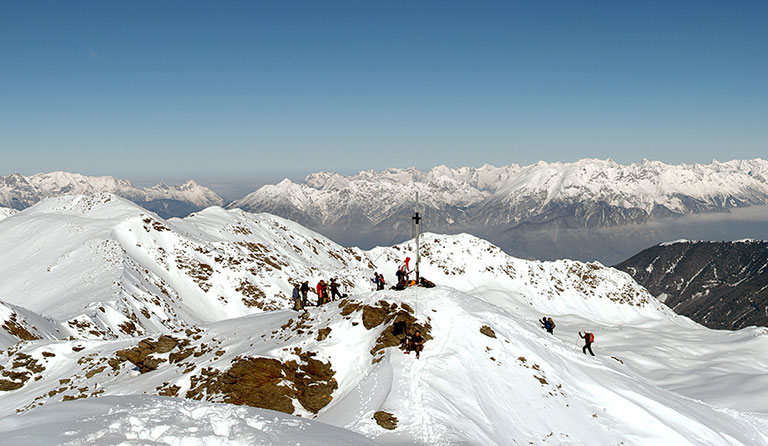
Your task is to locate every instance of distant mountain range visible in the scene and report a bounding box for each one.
[0,172,224,218]
[615,239,768,330]
[228,159,768,262]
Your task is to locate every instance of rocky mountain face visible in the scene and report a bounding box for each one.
[615,240,768,329]
[228,159,768,261]
[0,171,224,218]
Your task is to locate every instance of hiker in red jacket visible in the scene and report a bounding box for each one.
[402,257,411,277]
[579,331,595,356]
[397,257,411,286]
[316,280,328,305]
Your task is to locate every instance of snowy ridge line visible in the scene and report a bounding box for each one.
[659,239,767,246]
[659,239,698,246]
[0,194,379,347]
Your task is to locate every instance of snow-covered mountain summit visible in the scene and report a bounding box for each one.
[229,159,768,255]
[0,193,377,346]
[0,171,224,217]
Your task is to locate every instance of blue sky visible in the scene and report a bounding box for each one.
[1,1,766,185]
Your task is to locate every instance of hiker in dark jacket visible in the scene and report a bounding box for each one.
[292,283,303,311]
[540,317,555,334]
[372,272,386,291]
[395,268,406,288]
[405,330,425,359]
[300,281,310,307]
[579,331,595,356]
[329,278,342,301]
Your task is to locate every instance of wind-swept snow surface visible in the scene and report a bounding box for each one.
[0,396,377,446]
[1,287,767,445]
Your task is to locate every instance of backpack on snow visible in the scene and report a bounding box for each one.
[585,332,594,343]
[547,318,555,329]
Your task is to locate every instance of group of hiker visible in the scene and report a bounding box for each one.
[540,316,596,356]
[373,257,436,291]
[292,256,431,311]
[289,268,597,361]
[372,257,414,291]
[291,278,345,311]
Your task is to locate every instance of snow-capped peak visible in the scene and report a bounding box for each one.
[0,171,224,213]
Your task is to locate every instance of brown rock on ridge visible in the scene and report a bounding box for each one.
[339,299,432,362]
[186,350,338,415]
[480,325,496,338]
[2,313,41,342]
[374,411,399,430]
[114,336,183,373]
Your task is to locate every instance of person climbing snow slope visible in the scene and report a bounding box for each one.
[579,331,595,356]
[540,317,555,334]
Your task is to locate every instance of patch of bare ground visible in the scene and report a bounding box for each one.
[1,313,41,341]
[118,320,141,336]
[185,349,337,415]
[0,353,45,392]
[67,317,108,338]
[157,383,181,397]
[480,325,496,338]
[142,217,170,232]
[339,299,431,363]
[110,335,189,373]
[316,327,332,341]
[237,279,279,310]
[175,253,214,292]
[373,411,399,430]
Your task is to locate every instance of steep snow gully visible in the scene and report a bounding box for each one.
[0,194,767,445]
